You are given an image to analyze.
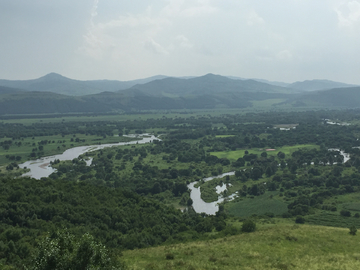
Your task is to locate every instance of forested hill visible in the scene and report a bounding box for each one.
[0,85,24,94]
[285,87,360,108]
[289,79,358,91]
[0,73,168,96]
[120,73,295,97]
[0,74,360,115]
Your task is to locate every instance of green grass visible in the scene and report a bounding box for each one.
[215,135,235,138]
[226,191,288,217]
[211,144,319,161]
[0,105,331,125]
[251,98,287,107]
[0,109,249,125]
[307,212,360,228]
[122,223,360,270]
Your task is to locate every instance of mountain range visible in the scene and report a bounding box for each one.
[0,73,359,115]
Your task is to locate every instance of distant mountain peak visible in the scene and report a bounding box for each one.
[40,73,68,81]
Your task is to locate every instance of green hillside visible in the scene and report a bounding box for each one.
[122,73,294,97]
[0,75,359,115]
[289,79,358,91]
[0,91,108,114]
[123,223,360,270]
[286,87,360,108]
[0,73,168,96]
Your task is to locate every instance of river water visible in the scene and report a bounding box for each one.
[19,134,160,179]
[187,172,236,215]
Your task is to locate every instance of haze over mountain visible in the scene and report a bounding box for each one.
[0,73,168,96]
[120,73,295,97]
[284,86,360,108]
[289,79,358,92]
[0,73,360,115]
[1,73,357,97]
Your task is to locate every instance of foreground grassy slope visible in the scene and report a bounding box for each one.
[123,223,360,270]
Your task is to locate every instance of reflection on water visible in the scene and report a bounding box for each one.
[187,172,237,215]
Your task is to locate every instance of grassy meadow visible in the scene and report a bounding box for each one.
[210,144,319,161]
[122,223,360,270]
[226,191,288,217]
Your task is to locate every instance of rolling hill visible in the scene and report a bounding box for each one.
[284,86,360,108]
[0,73,168,96]
[121,73,295,97]
[289,79,358,91]
[0,73,360,115]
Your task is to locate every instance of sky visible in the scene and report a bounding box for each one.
[1,0,360,84]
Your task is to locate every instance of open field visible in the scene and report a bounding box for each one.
[0,109,248,125]
[251,98,287,107]
[307,212,360,228]
[0,104,329,125]
[211,144,319,161]
[226,191,288,217]
[122,223,360,270]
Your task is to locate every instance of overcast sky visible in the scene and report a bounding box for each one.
[1,0,360,83]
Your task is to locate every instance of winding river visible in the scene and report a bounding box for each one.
[18,135,352,216]
[187,172,237,215]
[19,134,160,179]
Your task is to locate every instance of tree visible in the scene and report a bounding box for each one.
[349,226,357,236]
[295,216,305,224]
[340,210,351,217]
[241,219,256,233]
[265,167,273,177]
[277,151,285,159]
[29,230,123,270]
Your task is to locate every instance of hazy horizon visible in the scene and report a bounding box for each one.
[1,1,360,84]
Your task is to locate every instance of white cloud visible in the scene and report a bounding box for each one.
[145,38,169,55]
[91,0,98,18]
[3,1,360,83]
[175,35,193,48]
[276,50,293,61]
[247,10,264,26]
[161,0,217,17]
[335,0,360,27]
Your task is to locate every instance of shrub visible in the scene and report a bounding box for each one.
[355,213,360,218]
[295,216,305,224]
[349,226,357,236]
[340,210,351,217]
[241,219,256,233]
[166,253,175,260]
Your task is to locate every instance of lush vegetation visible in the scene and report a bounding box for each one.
[1,109,360,268]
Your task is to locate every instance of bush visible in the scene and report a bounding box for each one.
[340,210,351,217]
[241,219,256,233]
[349,226,357,236]
[30,230,123,270]
[166,253,175,260]
[295,216,305,224]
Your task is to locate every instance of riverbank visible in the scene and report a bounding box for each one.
[18,134,160,179]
